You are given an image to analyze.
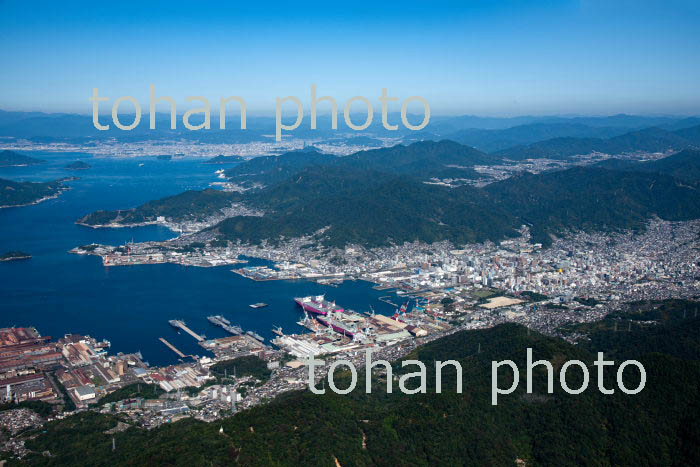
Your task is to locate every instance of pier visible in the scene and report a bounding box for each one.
[169,320,205,342]
[378,296,399,307]
[159,337,187,358]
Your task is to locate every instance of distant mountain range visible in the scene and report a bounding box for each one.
[441,123,630,152]
[495,126,700,160]
[1,109,699,153]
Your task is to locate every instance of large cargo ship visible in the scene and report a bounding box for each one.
[315,313,361,338]
[294,295,344,316]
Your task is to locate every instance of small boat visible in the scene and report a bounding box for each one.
[249,303,268,309]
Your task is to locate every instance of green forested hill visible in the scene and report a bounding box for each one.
[0,178,65,208]
[204,155,245,164]
[0,150,44,167]
[484,167,700,244]
[224,140,494,187]
[335,140,499,176]
[211,165,700,247]
[79,141,700,247]
[211,166,519,247]
[594,149,700,182]
[13,300,700,466]
[635,149,700,182]
[223,150,337,185]
[77,188,243,226]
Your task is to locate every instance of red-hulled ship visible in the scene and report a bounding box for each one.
[315,313,361,338]
[294,295,344,316]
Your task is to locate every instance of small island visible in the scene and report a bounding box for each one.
[0,150,45,167]
[64,160,91,170]
[204,155,244,164]
[0,251,32,262]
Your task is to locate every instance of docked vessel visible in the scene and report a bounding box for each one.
[294,295,344,316]
[315,313,362,338]
[209,315,231,325]
[246,330,265,341]
[207,315,243,335]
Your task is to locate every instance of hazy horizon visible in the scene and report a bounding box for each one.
[1,108,698,119]
[1,0,699,115]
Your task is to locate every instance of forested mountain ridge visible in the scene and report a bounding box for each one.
[593,149,700,182]
[484,167,700,244]
[77,189,243,226]
[224,140,495,186]
[13,300,700,466]
[209,165,700,247]
[496,125,700,160]
[78,140,700,247]
[0,178,66,208]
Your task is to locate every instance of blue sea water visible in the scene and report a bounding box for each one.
[0,152,403,366]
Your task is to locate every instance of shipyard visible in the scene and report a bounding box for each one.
[6,216,699,452]
[4,232,700,458]
[0,289,484,447]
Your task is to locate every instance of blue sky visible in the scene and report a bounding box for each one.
[0,0,698,115]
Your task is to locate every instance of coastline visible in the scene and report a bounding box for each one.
[0,255,31,262]
[76,220,163,229]
[0,187,69,209]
